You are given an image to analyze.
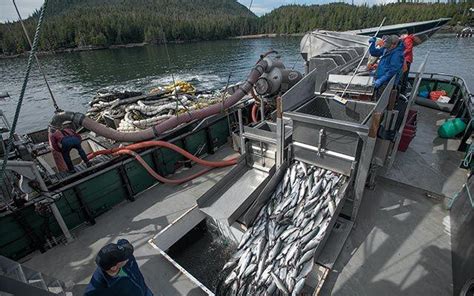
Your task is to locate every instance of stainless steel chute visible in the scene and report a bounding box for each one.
[285,77,394,219]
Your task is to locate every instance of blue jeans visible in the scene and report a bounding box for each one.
[61,136,88,172]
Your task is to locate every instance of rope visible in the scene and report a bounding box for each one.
[218,0,254,115]
[292,30,311,70]
[220,72,232,114]
[12,0,60,112]
[159,28,191,117]
[463,141,474,168]
[0,0,49,191]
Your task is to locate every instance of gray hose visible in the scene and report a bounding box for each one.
[52,59,269,142]
[50,112,85,128]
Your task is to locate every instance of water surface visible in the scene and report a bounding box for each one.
[0,34,472,133]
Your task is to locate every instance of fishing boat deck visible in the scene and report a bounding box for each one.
[322,177,453,295]
[21,105,468,296]
[23,147,238,296]
[322,104,469,295]
[381,104,468,198]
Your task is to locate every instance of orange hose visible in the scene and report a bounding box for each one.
[113,149,216,184]
[251,104,259,123]
[89,140,238,167]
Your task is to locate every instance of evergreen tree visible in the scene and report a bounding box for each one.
[0,1,470,56]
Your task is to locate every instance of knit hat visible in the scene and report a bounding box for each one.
[95,241,133,270]
[383,35,399,48]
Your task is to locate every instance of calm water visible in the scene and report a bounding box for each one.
[0,34,472,133]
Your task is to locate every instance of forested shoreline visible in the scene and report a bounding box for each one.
[0,1,471,57]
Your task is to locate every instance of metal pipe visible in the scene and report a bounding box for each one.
[275,97,284,169]
[310,32,344,47]
[292,141,355,162]
[259,98,266,166]
[237,109,245,155]
[311,31,369,46]
[339,18,386,99]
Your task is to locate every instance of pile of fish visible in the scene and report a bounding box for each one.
[217,161,346,296]
[85,81,228,132]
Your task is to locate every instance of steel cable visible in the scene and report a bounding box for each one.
[0,0,49,191]
[12,0,60,112]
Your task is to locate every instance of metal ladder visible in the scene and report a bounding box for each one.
[0,255,72,295]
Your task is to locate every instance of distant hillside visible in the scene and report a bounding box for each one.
[0,1,471,56]
[257,2,472,34]
[0,0,257,55]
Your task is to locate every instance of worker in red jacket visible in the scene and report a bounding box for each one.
[50,121,90,173]
[399,29,415,94]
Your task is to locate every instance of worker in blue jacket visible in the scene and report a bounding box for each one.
[369,35,405,91]
[84,239,153,296]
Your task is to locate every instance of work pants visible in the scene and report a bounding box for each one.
[400,62,411,95]
[61,136,88,172]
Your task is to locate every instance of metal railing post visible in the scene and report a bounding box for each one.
[32,166,74,243]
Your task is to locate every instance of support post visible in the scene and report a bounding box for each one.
[118,166,135,201]
[31,164,74,243]
[205,127,215,154]
[351,77,393,220]
[237,108,245,155]
[276,97,284,169]
[72,187,96,225]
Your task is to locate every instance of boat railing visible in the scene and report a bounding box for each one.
[410,70,473,151]
[410,71,472,95]
[410,71,473,108]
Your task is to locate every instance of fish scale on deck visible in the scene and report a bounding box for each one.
[216,160,346,296]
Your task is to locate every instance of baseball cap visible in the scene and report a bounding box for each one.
[95,241,134,270]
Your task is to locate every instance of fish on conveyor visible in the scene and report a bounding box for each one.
[271,271,290,295]
[290,165,297,186]
[217,160,347,296]
[238,229,253,249]
[293,277,306,296]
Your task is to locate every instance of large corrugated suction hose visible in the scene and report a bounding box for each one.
[52,58,269,142]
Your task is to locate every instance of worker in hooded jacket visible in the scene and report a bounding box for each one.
[368,34,405,94]
[84,239,153,296]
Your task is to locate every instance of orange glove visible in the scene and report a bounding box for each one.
[403,61,408,73]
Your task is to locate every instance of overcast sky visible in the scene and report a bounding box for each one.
[0,0,399,22]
